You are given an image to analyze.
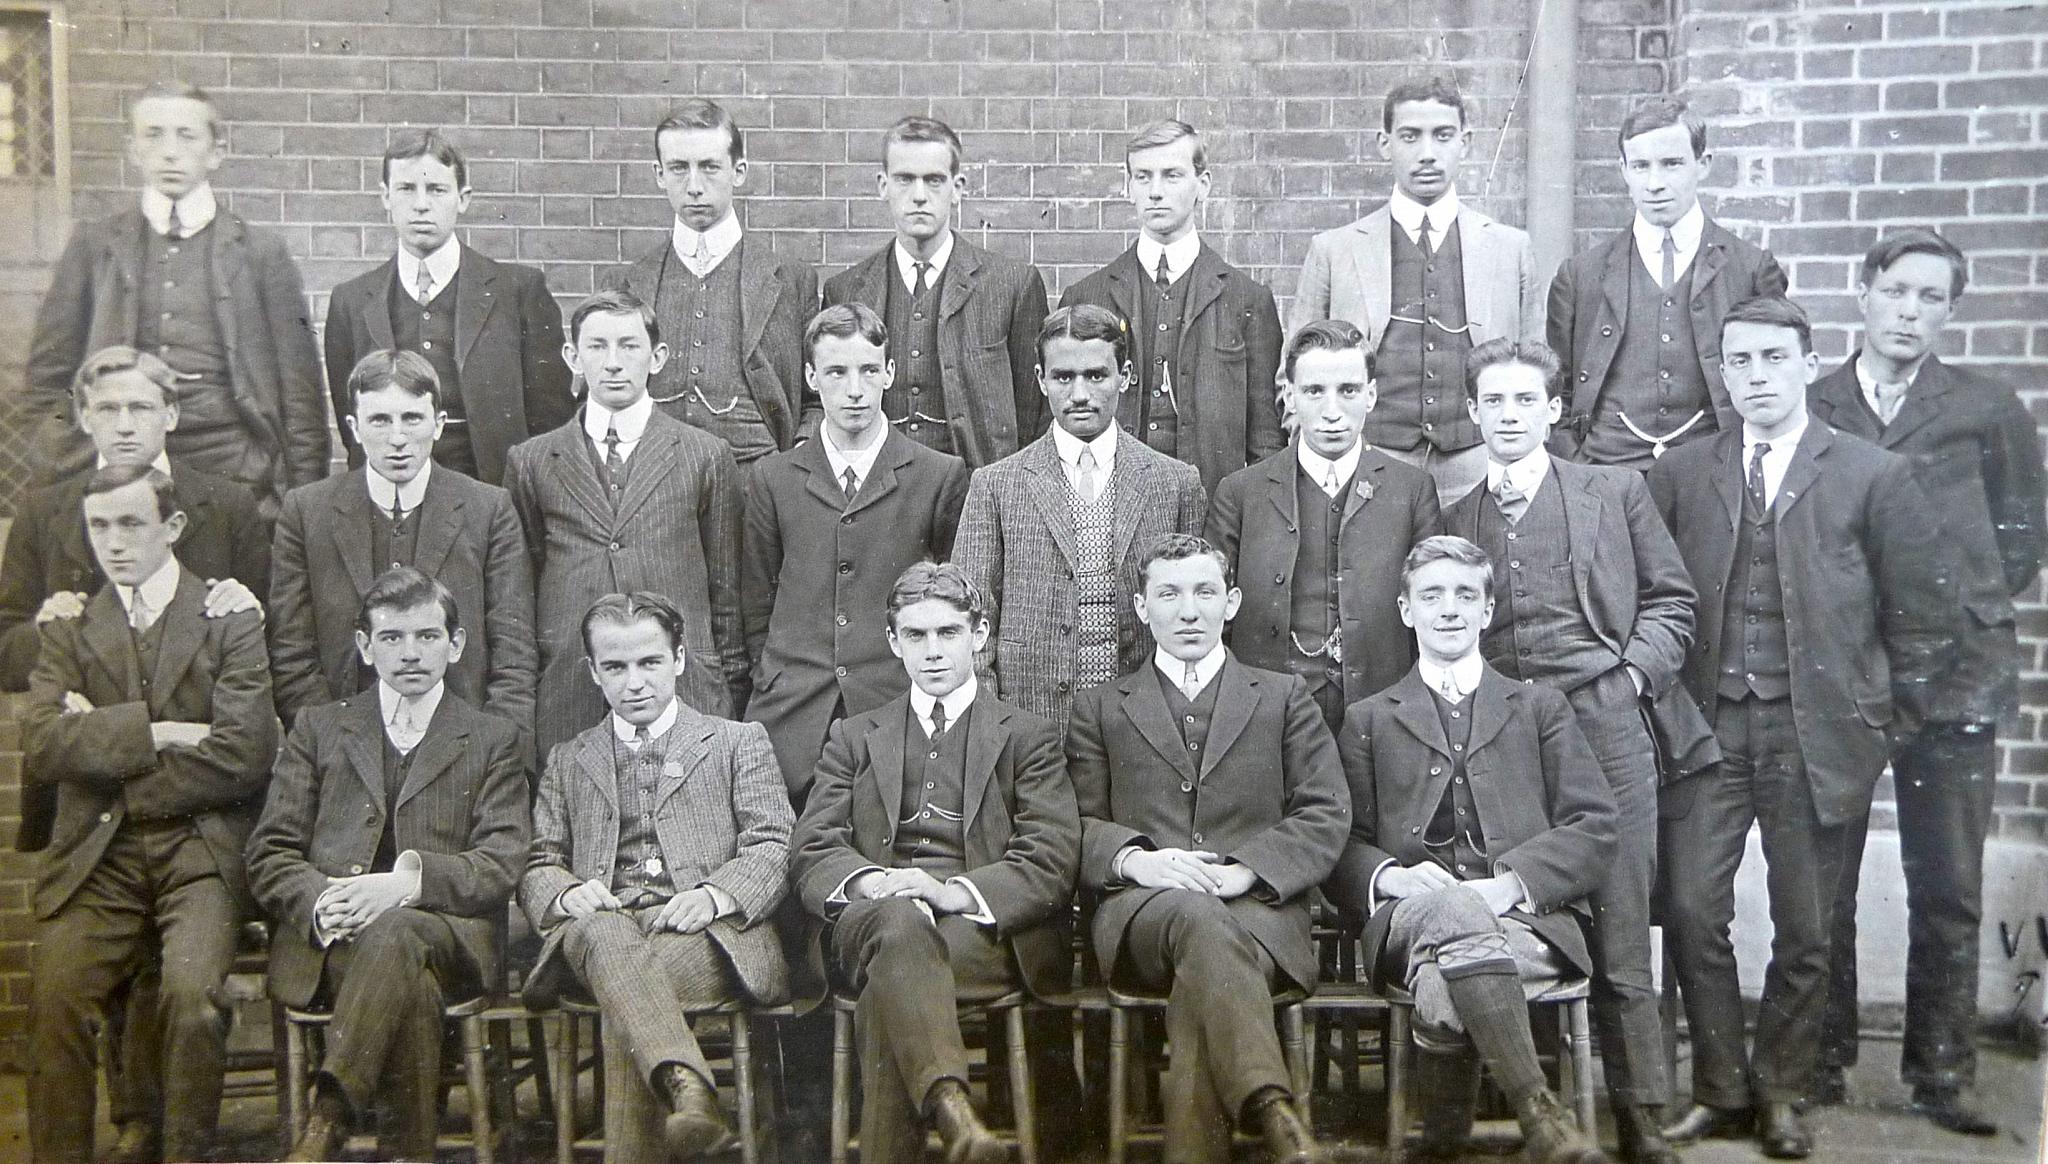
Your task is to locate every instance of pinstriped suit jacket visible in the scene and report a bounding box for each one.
[504,408,748,758]
[953,431,1206,727]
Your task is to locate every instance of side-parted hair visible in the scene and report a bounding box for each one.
[1862,227,1968,300]
[1125,119,1206,173]
[84,462,178,522]
[569,288,662,348]
[1402,534,1494,600]
[806,302,890,362]
[1721,294,1813,355]
[1464,338,1564,401]
[1383,76,1466,132]
[1618,95,1707,160]
[1281,319,1374,383]
[130,81,222,142]
[1137,532,1234,591]
[1038,304,1129,368]
[581,591,687,658]
[382,128,468,190]
[347,349,442,415]
[655,97,745,164]
[887,562,988,630]
[356,565,460,637]
[881,115,964,174]
[72,346,179,410]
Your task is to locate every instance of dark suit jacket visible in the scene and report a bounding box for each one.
[26,207,328,506]
[22,571,277,920]
[246,692,530,1009]
[1206,443,1441,705]
[1547,218,1787,454]
[1443,457,1718,779]
[955,432,1207,725]
[521,706,794,1008]
[504,408,747,756]
[823,236,1050,467]
[268,467,538,744]
[1329,665,1617,982]
[324,245,574,485]
[792,691,1079,997]
[1647,421,1959,826]
[1067,655,1349,991]
[742,430,971,793]
[1058,243,1285,492]
[605,234,818,451]
[1810,354,2047,722]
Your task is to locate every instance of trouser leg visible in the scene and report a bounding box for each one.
[832,898,972,1164]
[29,855,152,1164]
[151,869,239,1163]
[1894,724,1998,1091]
[1383,884,1549,1103]
[1822,804,1870,1073]
[560,910,717,1088]
[107,964,165,1130]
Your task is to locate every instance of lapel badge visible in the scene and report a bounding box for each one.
[1354,478,1376,504]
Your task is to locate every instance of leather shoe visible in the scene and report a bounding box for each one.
[1512,1088,1610,1164]
[1806,1065,1848,1106]
[1658,1102,1752,1144]
[1758,1101,1813,1159]
[1612,1104,1678,1164]
[660,1063,736,1160]
[106,1122,162,1164]
[1910,1087,1998,1136]
[924,1079,1006,1164]
[1247,1086,1322,1163]
[286,1088,350,1163]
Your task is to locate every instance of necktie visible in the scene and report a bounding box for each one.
[603,424,626,494]
[692,231,710,276]
[929,700,948,738]
[1874,381,1908,426]
[1418,215,1434,258]
[1182,662,1201,700]
[841,465,860,500]
[165,202,184,241]
[1493,476,1529,524]
[1438,671,1460,702]
[390,497,407,530]
[415,261,434,306]
[633,724,651,752]
[392,699,425,754]
[1747,442,1772,509]
[128,591,153,633]
[912,260,931,299]
[1075,447,1099,502]
[1660,231,1677,292]
[1154,250,1172,292]
[1324,462,1340,498]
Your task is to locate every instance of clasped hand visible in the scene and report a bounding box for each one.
[1378,863,1523,916]
[557,878,720,933]
[314,871,414,942]
[852,867,977,914]
[1122,848,1257,898]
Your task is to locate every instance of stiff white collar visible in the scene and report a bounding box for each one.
[894,231,956,294]
[611,698,680,747]
[1296,438,1364,496]
[1152,642,1226,697]
[114,556,182,626]
[1388,187,1460,246]
[820,426,887,489]
[1052,422,1119,473]
[1631,203,1705,285]
[1484,446,1550,501]
[396,236,462,301]
[378,679,446,736]
[365,459,433,515]
[141,185,218,237]
[1417,654,1485,702]
[1135,232,1201,286]
[671,211,742,273]
[583,394,656,449]
[910,676,978,736]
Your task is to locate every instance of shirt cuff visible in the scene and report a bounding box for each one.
[395,850,424,907]
[700,882,738,919]
[825,865,885,907]
[1110,844,1142,886]
[946,876,997,926]
[311,882,343,947]
[1366,858,1398,915]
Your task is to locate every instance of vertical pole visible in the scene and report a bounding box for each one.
[1524,0,1581,289]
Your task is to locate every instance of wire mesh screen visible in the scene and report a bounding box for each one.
[0,9,54,181]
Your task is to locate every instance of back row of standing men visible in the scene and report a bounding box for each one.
[5,74,2041,1164]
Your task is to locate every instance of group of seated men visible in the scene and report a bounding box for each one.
[4,69,2040,1164]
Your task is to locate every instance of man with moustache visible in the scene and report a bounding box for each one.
[1810,229,2045,1134]
[605,99,817,466]
[823,115,1049,467]
[324,129,574,484]
[1058,119,1285,493]
[954,304,1206,729]
[1649,297,1955,1159]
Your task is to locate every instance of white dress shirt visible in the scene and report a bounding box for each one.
[366,459,433,518]
[1417,652,1486,703]
[1152,642,1225,698]
[671,211,743,278]
[584,393,657,462]
[96,451,174,476]
[115,556,182,632]
[612,697,681,747]
[1854,351,1925,424]
[141,184,218,237]
[1136,231,1202,286]
[821,427,888,495]
[378,677,446,752]
[1631,202,1705,288]
[1296,438,1364,498]
[1388,187,1461,248]
[1053,422,1120,498]
[894,231,956,295]
[1741,412,1809,510]
[1484,446,1551,504]
[396,236,462,304]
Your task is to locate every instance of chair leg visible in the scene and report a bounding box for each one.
[1004,1006,1037,1164]
[528,1015,556,1116]
[548,1013,576,1164]
[830,1007,853,1164]
[735,1014,759,1164]
[1281,1003,1310,1127]
[284,1017,311,1146]
[1107,1007,1129,1164]
[269,1002,292,1143]
[1385,1004,1411,1164]
[461,1012,496,1164]
[1569,999,1596,1134]
[1660,940,1682,1103]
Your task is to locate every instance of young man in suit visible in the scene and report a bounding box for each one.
[821,115,1049,468]
[1291,77,1542,505]
[506,289,749,758]
[793,562,1079,1164]
[324,129,574,485]
[26,82,326,513]
[1811,230,2045,1133]
[521,591,794,1159]
[247,566,531,1161]
[743,303,971,799]
[1547,96,1788,468]
[1648,297,1956,1159]
[269,350,538,744]
[1067,533,1347,1164]
[22,463,278,1164]
[1057,119,1285,493]
[1329,535,1616,1164]
[1205,319,1441,731]
[604,99,818,467]
[1441,340,1699,1163]
[954,304,1206,729]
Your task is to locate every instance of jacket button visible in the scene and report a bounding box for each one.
[1578,371,1588,381]
[608,541,621,551]
[838,562,853,575]
[1192,832,1203,845]
[349,864,365,875]
[1410,826,1421,835]
[835,666,848,677]
[836,613,849,626]
[1601,326,1613,336]
[99,812,112,823]
[1056,681,1070,693]
[1274,573,1284,584]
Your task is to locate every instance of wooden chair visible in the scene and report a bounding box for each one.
[1101,983,1310,1164]
[828,988,1038,1164]
[281,993,503,1164]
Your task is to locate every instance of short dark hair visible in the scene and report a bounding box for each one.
[1038,303,1129,368]
[355,565,460,637]
[887,562,988,631]
[1383,76,1466,132]
[1402,534,1494,601]
[1618,95,1707,160]
[655,97,745,164]
[347,349,442,415]
[881,115,964,174]
[84,462,178,522]
[382,127,468,190]
[569,288,662,348]
[1282,319,1374,383]
[1125,119,1206,173]
[72,346,179,410]
[1721,294,1813,355]
[1137,532,1233,592]
[1464,338,1564,401]
[1861,227,1968,300]
[581,591,687,658]
[130,81,222,142]
[806,302,890,362]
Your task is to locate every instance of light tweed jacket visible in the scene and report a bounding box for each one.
[953,431,1206,728]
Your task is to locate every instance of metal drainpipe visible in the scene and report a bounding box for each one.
[1523,0,1580,288]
